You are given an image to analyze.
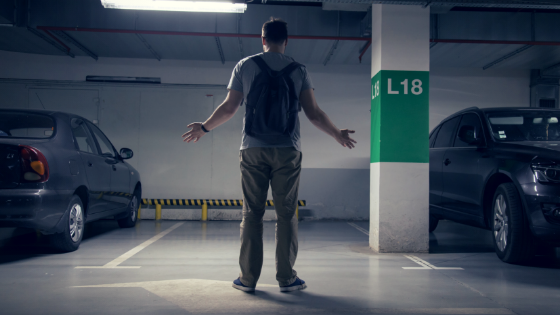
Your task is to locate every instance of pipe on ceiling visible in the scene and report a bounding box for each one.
[34,26,560,64]
[430,39,560,46]
[38,26,560,46]
[358,40,371,63]
[36,26,371,42]
[277,0,560,10]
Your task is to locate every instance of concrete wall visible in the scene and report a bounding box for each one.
[0,51,530,220]
[430,67,530,131]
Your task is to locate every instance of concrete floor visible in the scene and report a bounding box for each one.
[0,220,559,315]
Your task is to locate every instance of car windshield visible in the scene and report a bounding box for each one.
[487,110,560,142]
[0,112,55,139]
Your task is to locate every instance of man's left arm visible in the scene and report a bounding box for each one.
[182,89,244,143]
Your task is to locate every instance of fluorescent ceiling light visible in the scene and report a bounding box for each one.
[101,0,247,13]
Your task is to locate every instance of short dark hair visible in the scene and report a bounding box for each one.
[262,17,288,45]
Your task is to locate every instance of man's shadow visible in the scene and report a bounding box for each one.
[243,289,366,314]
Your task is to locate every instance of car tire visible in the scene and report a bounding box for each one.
[429,214,439,233]
[51,195,84,252]
[492,183,533,264]
[117,191,139,228]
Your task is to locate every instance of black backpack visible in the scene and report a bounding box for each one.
[244,55,304,140]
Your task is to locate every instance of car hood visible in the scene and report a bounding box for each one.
[496,141,560,161]
[502,141,560,152]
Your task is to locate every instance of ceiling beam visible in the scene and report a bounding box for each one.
[136,33,161,61]
[482,45,534,70]
[542,62,560,75]
[237,14,244,59]
[323,40,339,66]
[214,37,225,64]
[52,30,98,60]
[27,27,75,58]
[482,11,535,70]
[430,14,438,49]
[323,11,340,66]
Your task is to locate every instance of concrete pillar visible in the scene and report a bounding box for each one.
[369,4,430,253]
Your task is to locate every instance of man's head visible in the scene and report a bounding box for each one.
[262,17,288,53]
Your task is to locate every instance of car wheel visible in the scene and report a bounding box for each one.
[492,183,533,264]
[429,214,439,233]
[51,195,84,252]
[117,192,139,228]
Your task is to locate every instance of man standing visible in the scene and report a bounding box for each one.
[182,18,356,292]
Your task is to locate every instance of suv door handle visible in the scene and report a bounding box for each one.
[444,159,451,166]
[112,165,117,171]
[87,162,93,167]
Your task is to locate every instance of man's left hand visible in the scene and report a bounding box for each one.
[182,123,207,143]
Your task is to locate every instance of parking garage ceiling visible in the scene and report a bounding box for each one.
[0,0,560,73]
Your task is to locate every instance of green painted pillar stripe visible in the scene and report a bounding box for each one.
[371,70,429,164]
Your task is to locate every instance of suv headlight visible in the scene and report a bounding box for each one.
[531,161,560,183]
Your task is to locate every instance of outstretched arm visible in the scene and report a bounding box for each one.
[182,89,244,143]
[300,88,356,149]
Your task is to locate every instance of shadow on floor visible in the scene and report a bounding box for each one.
[0,220,121,265]
[430,220,560,270]
[429,220,495,254]
[246,290,366,314]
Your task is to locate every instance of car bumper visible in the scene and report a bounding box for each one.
[521,183,560,246]
[0,189,73,233]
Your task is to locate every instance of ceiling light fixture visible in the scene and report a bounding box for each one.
[100,0,247,13]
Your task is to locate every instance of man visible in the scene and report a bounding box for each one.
[182,18,356,292]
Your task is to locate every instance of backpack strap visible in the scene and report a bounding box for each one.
[251,56,273,76]
[251,55,304,78]
[278,62,304,78]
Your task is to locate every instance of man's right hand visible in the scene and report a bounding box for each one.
[336,129,357,149]
[182,123,207,143]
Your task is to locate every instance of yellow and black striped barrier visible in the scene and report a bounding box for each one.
[139,199,306,221]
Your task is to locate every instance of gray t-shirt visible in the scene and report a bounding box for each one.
[227,52,314,151]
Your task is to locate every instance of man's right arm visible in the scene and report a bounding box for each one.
[182,89,243,143]
[300,88,356,149]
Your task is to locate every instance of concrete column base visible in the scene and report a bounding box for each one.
[370,162,429,253]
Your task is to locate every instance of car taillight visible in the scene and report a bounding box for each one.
[19,145,49,183]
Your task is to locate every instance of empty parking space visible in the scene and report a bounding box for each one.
[0,220,558,314]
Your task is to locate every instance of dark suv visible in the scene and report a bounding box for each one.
[430,107,560,263]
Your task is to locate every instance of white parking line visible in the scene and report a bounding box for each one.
[76,222,184,269]
[403,255,464,270]
[347,222,369,236]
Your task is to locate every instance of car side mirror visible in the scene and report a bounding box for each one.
[119,148,133,160]
[458,125,480,145]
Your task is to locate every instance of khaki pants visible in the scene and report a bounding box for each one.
[238,147,302,287]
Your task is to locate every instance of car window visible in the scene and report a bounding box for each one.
[0,112,55,139]
[487,110,560,142]
[433,116,460,148]
[71,120,97,154]
[454,113,485,147]
[429,126,440,148]
[88,123,116,158]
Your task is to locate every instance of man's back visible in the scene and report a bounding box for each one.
[182,17,355,293]
[228,52,313,151]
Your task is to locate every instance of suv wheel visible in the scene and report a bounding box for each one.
[492,183,533,263]
[51,195,84,252]
[117,192,139,228]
